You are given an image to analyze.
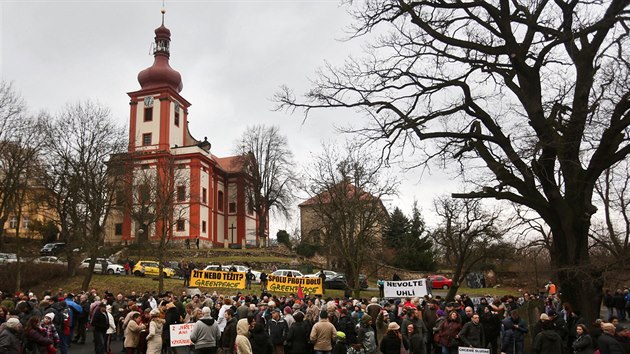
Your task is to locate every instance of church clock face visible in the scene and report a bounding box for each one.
[143,96,154,107]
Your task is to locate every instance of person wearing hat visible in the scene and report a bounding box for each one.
[379,321,409,354]
[41,312,60,348]
[146,308,164,354]
[533,312,563,354]
[310,310,337,354]
[332,331,348,354]
[356,314,377,354]
[0,317,22,352]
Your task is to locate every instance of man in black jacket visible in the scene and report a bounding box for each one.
[91,303,109,354]
[598,323,625,354]
[221,309,238,354]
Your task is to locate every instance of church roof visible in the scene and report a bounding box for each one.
[299,181,381,207]
[214,155,245,174]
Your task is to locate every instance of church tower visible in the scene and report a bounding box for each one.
[106,10,264,248]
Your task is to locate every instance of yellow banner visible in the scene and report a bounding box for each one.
[190,269,246,289]
[267,275,323,295]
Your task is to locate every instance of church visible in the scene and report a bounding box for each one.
[105,16,262,247]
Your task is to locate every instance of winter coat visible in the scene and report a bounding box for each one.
[267,318,288,345]
[162,306,180,345]
[235,318,253,354]
[480,311,502,340]
[0,327,21,353]
[357,323,377,354]
[338,315,357,344]
[598,333,626,354]
[310,318,337,352]
[332,339,348,354]
[250,323,273,354]
[146,319,164,354]
[24,327,53,354]
[438,317,462,348]
[124,320,144,348]
[533,329,563,354]
[379,331,409,354]
[458,321,485,348]
[285,320,310,354]
[572,334,594,354]
[222,317,238,349]
[407,331,426,354]
[375,311,390,345]
[190,317,221,349]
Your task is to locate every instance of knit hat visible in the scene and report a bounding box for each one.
[150,309,160,317]
[361,314,372,324]
[540,313,550,321]
[337,331,346,340]
[44,312,55,321]
[5,318,19,329]
[370,297,378,303]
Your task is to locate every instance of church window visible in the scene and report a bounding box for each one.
[174,110,180,126]
[23,218,30,229]
[218,191,224,212]
[247,198,254,215]
[9,217,17,229]
[202,221,207,233]
[144,107,153,122]
[202,188,207,203]
[142,133,152,146]
[176,219,185,231]
[177,186,186,201]
[115,223,123,235]
[229,202,236,213]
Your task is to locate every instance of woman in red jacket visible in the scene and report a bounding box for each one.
[437,311,462,354]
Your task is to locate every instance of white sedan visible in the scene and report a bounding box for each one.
[32,256,65,265]
[80,258,124,275]
[204,264,262,283]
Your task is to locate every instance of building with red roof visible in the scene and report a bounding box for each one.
[105,16,262,247]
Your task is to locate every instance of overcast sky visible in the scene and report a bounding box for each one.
[1,0,458,237]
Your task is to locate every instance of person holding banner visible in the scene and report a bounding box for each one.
[458,313,484,349]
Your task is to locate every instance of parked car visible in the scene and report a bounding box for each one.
[132,260,175,278]
[0,253,18,265]
[427,275,453,289]
[79,258,124,275]
[203,264,261,283]
[304,270,339,278]
[33,256,65,265]
[324,274,349,290]
[270,269,304,277]
[40,242,66,256]
[166,261,186,279]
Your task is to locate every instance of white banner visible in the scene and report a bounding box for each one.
[458,348,490,354]
[383,278,428,298]
[170,323,194,347]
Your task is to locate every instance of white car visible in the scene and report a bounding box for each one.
[0,253,18,265]
[270,269,304,277]
[33,256,65,265]
[305,270,339,278]
[204,264,262,283]
[80,258,124,275]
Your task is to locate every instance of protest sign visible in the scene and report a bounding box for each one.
[190,269,246,289]
[458,348,490,354]
[267,275,323,295]
[383,278,429,298]
[170,323,194,347]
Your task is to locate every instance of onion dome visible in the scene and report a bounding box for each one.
[137,22,183,92]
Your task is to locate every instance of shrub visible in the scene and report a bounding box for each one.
[0,263,67,293]
[296,243,321,257]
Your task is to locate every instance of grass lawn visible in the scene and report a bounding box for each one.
[31,274,381,298]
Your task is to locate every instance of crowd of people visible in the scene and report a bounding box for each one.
[0,281,629,354]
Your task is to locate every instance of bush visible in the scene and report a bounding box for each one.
[0,263,67,293]
[295,243,321,257]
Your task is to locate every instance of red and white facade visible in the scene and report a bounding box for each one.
[105,20,261,247]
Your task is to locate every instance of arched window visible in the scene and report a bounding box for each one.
[217,191,224,212]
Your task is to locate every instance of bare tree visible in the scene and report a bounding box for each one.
[234,125,297,247]
[115,154,189,294]
[43,101,126,289]
[431,196,503,300]
[591,161,630,264]
[0,82,43,249]
[303,142,395,296]
[276,0,630,322]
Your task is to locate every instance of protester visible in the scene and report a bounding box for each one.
[146,308,165,354]
[189,306,221,354]
[250,321,274,354]
[124,313,146,354]
[379,321,409,354]
[24,315,54,354]
[458,313,484,348]
[572,323,594,354]
[533,313,563,354]
[0,317,22,352]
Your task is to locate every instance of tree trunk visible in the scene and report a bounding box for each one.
[81,246,99,290]
[549,207,602,325]
[257,210,268,248]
